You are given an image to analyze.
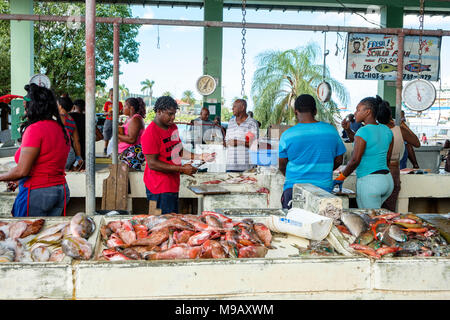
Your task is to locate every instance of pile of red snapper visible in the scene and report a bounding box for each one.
[100,211,273,261]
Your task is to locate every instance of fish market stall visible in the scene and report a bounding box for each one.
[1,203,449,299]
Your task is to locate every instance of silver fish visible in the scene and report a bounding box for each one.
[0,242,15,262]
[61,236,93,260]
[388,225,407,242]
[31,246,51,262]
[341,212,368,238]
[70,213,96,239]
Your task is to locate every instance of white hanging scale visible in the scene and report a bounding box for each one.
[29,74,51,89]
[402,0,436,113]
[402,79,436,112]
[317,31,332,103]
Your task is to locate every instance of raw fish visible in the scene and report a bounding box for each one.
[341,212,368,238]
[238,245,268,258]
[31,246,51,262]
[61,236,93,260]
[146,246,202,260]
[70,213,95,239]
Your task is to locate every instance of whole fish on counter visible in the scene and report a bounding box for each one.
[338,210,448,259]
[0,214,96,263]
[100,212,273,261]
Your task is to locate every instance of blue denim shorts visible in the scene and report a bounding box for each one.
[145,187,179,214]
[28,184,70,217]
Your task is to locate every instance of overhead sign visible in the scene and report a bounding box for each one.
[346,33,441,81]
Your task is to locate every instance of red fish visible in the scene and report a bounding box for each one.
[147,246,202,260]
[375,246,402,256]
[118,228,136,245]
[350,243,381,259]
[130,227,169,249]
[200,240,226,259]
[188,231,213,246]
[20,219,45,238]
[106,233,125,248]
[401,227,428,233]
[253,223,272,248]
[202,180,222,184]
[149,217,194,232]
[204,215,222,228]
[202,211,233,223]
[238,245,268,258]
[174,230,196,244]
[107,221,122,233]
[133,224,148,239]
[337,225,352,235]
[103,249,131,261]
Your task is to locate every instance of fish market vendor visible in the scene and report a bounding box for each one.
[278,94,346,209]
[0,84,70,217]
[225,99,259,172]
[335,95,394,209]
[142,96,215,214]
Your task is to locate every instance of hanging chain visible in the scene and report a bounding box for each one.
[37,15,41,72]
[417,0,425,78]
[240,0,247,98]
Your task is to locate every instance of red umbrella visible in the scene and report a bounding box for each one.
[0,94,23,104]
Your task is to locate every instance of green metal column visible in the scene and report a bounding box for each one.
[203,0,223,119]
[10,0,34,96]
[377,5,403,111]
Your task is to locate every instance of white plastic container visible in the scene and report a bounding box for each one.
[265,208,333,241]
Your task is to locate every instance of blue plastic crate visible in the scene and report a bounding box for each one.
[250,149,278,166]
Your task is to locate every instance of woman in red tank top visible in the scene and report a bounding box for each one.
[0,83,71,217]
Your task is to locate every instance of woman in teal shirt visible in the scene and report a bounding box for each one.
[335,95,394,209]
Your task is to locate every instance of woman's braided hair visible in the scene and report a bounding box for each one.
[21,83,69,145]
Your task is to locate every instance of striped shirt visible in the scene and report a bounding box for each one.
[62,113,76,137]
[225,116,259,171]
[279,122,346,192]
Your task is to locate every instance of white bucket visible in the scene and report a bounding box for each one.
[265,208,333,241]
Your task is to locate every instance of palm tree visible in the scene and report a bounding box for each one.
[140,79,155,106]
[162,91,173,97]
[182,90,196,107]
[251,42,349,128]
[119,84,129,101]
[95,85,107,98]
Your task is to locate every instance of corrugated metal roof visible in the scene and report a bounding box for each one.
[36,1,450,16]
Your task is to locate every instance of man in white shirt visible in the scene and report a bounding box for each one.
[225,99,259,172]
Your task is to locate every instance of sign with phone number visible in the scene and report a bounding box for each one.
[346,33,441,81]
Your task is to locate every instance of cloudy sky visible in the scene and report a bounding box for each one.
[105,5,450,112]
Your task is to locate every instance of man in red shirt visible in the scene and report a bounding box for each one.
[142,96,215,214]
[103,88,123,155]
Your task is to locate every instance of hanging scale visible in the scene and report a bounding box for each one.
[402,0,436,112]
[317,31,332,103]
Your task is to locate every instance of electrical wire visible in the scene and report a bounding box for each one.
[334,0,385,28]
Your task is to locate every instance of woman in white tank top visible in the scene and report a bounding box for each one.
[380,113,420,212]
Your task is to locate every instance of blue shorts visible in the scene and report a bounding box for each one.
[12,179,70,217]
[145,187,179,214]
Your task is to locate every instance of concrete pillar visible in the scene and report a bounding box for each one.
[10,0,34,96]
[203,0,222,117]
[377,5,404,110]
